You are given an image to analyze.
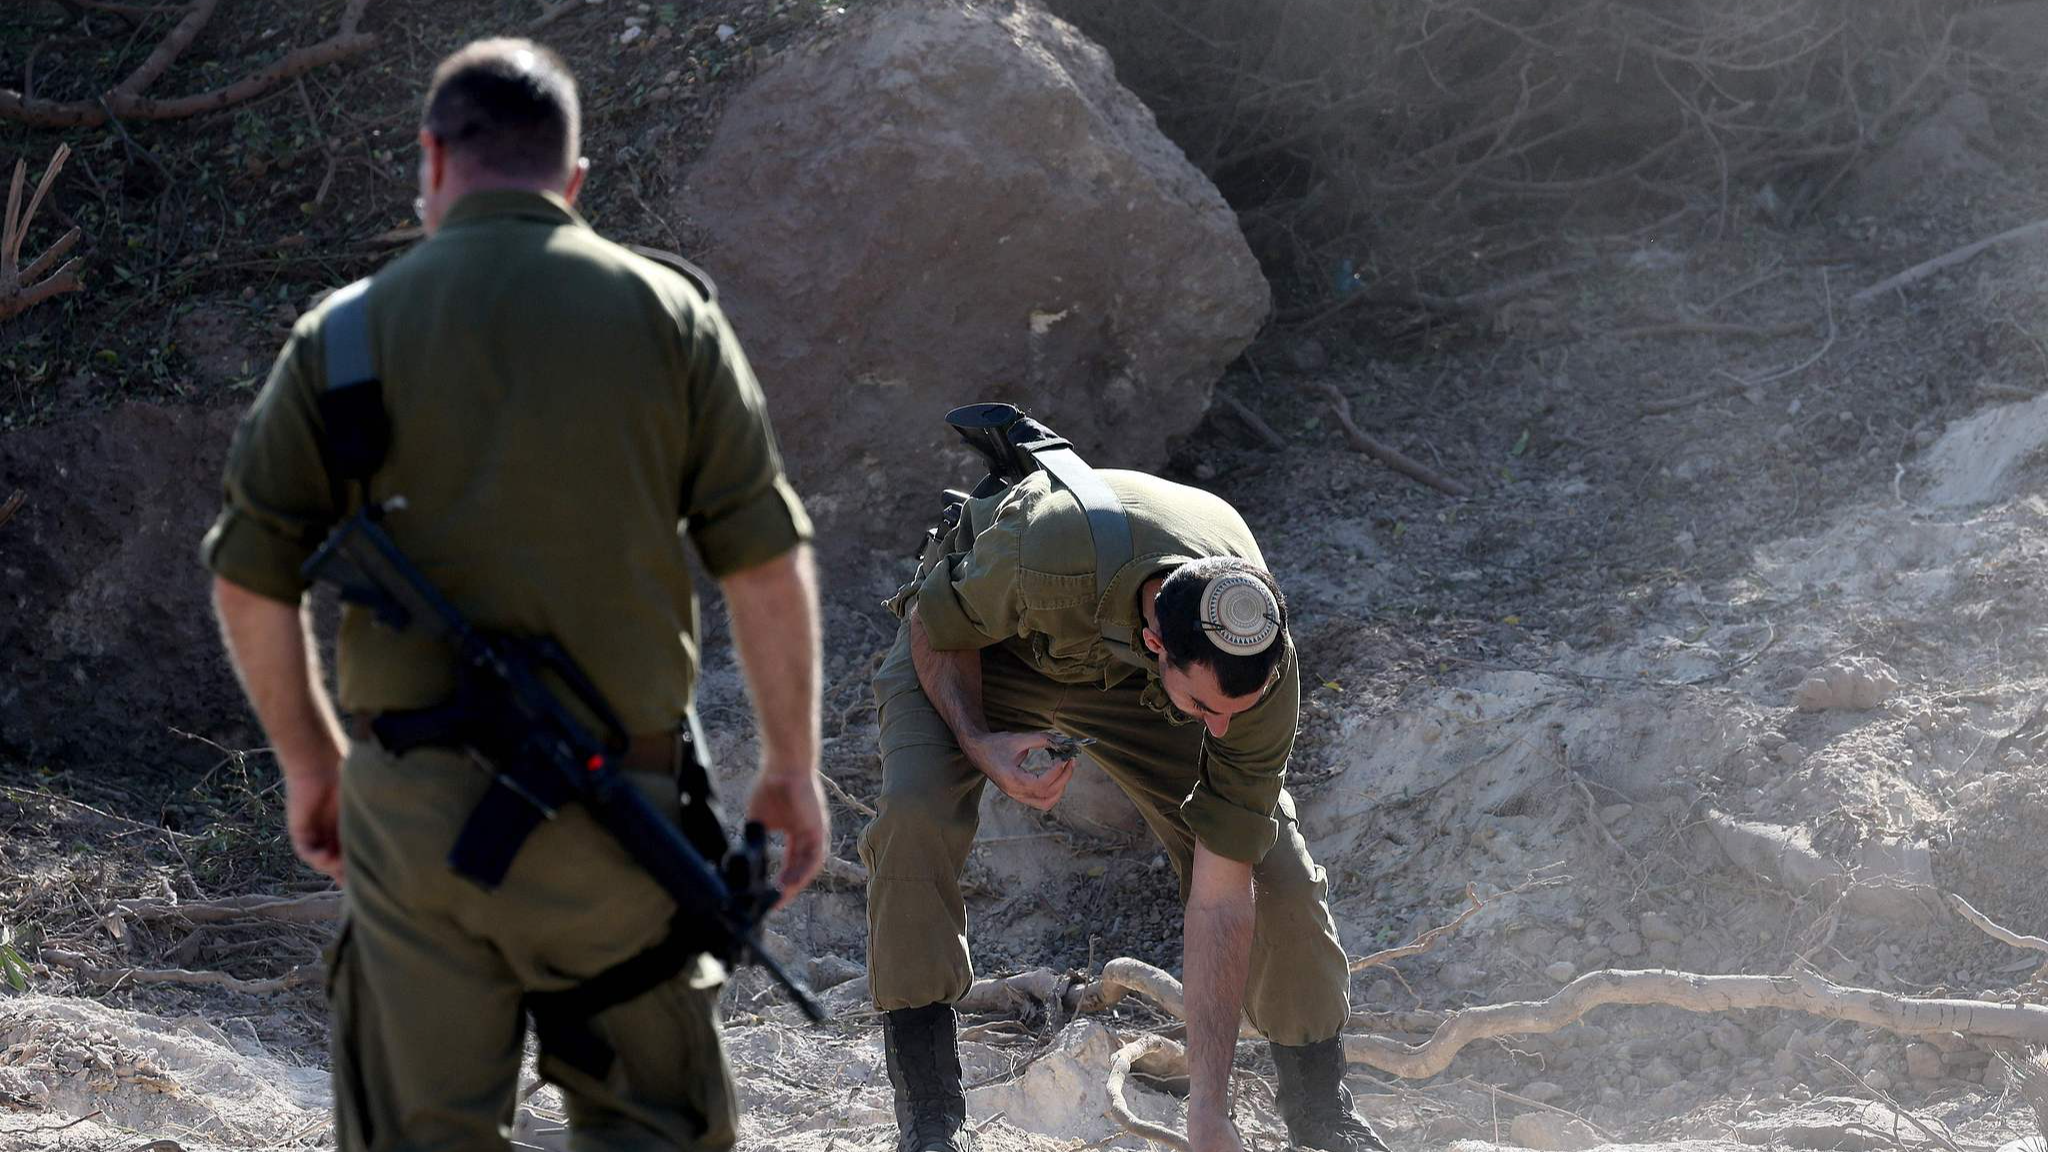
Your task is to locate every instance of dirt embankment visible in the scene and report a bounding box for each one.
[10,2,2048,1152]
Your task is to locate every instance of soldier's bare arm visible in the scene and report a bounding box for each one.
[210,575,348,884]
[1184,842,1255,1152]
[906,606,1073,810]
[721,544,829,903]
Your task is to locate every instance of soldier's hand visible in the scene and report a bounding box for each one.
[969,730,1075,812]
[283,758,346,886]
[745,767,829,907]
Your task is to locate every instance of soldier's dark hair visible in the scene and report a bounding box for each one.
[422,39,579,181]
[1152,557,1289,698]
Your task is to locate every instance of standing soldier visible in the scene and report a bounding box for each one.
[202,39,827,1152]
[861,427,1387,1152]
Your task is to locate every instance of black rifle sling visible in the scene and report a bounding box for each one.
[316,274,730,1073]
[315,279,390,496]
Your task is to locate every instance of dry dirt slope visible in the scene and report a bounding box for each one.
[13,2,2048,1150]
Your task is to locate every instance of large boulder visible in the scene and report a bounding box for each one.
[682,0,1270,543]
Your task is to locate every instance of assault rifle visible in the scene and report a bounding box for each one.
[302,499,825,1023]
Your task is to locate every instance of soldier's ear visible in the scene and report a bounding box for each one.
[563,156,589,205]
[1141,627,1165,657]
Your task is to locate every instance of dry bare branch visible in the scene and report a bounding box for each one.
[1851,219,2048,309]
[1350,884,1485,973]
[1317,381,1473,498]
[1950,893,2048,957]
[0,2,377,128]
[1,145,85,322]
[43,949,318,995]
[821,773,878,819]
[1348,968,2048,1079]
[110,0,220,99]
[1107,1033,1191,1151]
[1076,960,2048,1082]
[1214,388,1287,450]
[113,892,342,924]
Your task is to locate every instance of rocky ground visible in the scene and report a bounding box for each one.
[10,2,2048,1152]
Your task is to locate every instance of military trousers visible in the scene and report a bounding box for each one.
[330,739,737,1152]
[858,623,1353,1046]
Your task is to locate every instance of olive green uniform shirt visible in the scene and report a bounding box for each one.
[201,190,811,733]
[893,469,1299,863]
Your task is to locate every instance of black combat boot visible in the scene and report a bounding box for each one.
[883,1003,974,1152]
[1271,1037,1390,1152]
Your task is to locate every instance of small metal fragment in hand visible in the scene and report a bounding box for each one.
[1021,734,1096,775]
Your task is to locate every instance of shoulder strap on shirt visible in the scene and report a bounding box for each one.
[316,278,390,491]
[942,405,1155,668]
[625,244,718,304]
[1010,426,1132,608]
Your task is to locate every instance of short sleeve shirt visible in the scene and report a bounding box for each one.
[895,470,1298,863]
[200,190,812,732]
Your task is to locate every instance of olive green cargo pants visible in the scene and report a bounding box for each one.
[858,625,1352,1046]
[329,740,736,1152]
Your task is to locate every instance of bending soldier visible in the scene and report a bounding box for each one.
[862,453,1387,1152]
[202,39,827,1152]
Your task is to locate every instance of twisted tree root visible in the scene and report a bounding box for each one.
[1081,957,2048,1148]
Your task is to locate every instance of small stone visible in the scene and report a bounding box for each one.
[1863,1068,1892,1092]
[1776,741,1809,766]
[1440,961,1485,990]
[1366,978,1395,1004]
[805,954,864,990]
[1599,802,1634,825]
[1794,655,1900,712]
[619,24,644,43]
[1640,912,1684,944]
[1545,960,1578,984]
[1644,1056,1683,1087]
[716,22,738,39]
[1907,1043,1942,1081]
[1520,1080,1565,1105]
[1648,940,1679,966]
[1287,337,1329,373]
[1193,462,1218,481]
[1608,931,1644,959]
[1710,1023,1750,1057]
[1508,1113,1600,1151]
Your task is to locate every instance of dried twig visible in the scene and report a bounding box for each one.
[0,491,25,531]
[114,892,341,924]
[820,773,877,819]
[1851,219,2048,308]
[1215,388,1287,451]
[531,0,593,30]
[43,950,318,995]
[0,2,377,127]
[1350,884,1484,973]
[1,145,85,321]
[1597,319,1814,342]
[1949,893,2048,956]
[1283,260,1592,330]
[1821,1054,1964,1152]
[1316,382,1473,497]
